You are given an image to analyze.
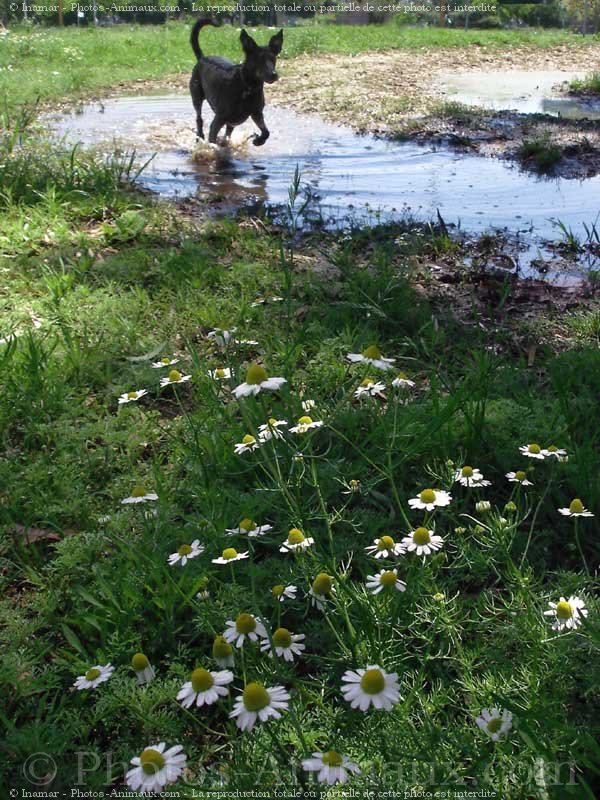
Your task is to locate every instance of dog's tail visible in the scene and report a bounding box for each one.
[190,18,216,61]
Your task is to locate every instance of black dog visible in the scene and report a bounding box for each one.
[189,19,283,147]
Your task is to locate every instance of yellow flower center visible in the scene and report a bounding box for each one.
[243,682,270,711]
[298,416,313,426]
[140,749,166,776]
[222,548,238,560]
[246,364,268,385]
[461,466,474,478]
[212,635,232,659]
[235,613,256,635]
[216,368,226,377]
[420,489,437,504]
[556,600,573,619]
[359,668,385,694]
[312,573,333,596]
[191,667,214,693]
[546,445,558,452]
[267,417,278,427]
[85,668,101,681]
[569,499,584,514]
[527,443,541,454]
[131,486,146,498]
[322,750,343,766]
[379,571,398,587]
[239,518,256,532]
[515,471,527,482]
[287,528,305,545]
[161,357,171,364]
[377,535,395,551]
[127,391,138,399]
[242,434,256,445]
[487,718,502,734]
[168,369,182,382]
[272,584,284,598]
[272,627,293,648]
[362,345,382,360]
[360,377,375,387]
[413,527,431,546]
[396,372,409,380]
[131,653,149,671]
[178,544,193,556]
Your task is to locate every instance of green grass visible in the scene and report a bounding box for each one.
[0,22,596,116]
[1,118,599,796]
[518,136,563,171]
[570,71,600,94]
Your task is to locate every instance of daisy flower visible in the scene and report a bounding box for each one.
[366,569,406,595]
[258,417,288,441]
[207,328,236,346]
[207,367,231,380]
[309,572,335,609]
[302,399,316,413]
[475,708,513,741]
[289,415,324,434]
[230,683,290,731]
[544,596,588,631]
[226,518,273,537]
[121,486,158,505]
[118,389,148,405]
[73,664,114,691]
[271,584,297,602]
[279,528,315,553]
[234,434,261,455]
[558,498,594,518]
[212,547,249,565]
[454,466,491,488]
[519,442,545,460]
[302,751,361,786]
[364,535,405,559]
[506,470,533,486]
[392,372,415,389]
[160,369,191,388]
[125,743,186,795]
[212,635,234,667]
[402,527,443,556]
[261,627,306,661]
[176,667,233,708]
[341,665,400,712]
[168,539,204,567]
[232,364,286,398]
[347,345,395,371]
[354,378,386,399]
[131,653,155,685]
[408,488,452,512]
[151,357,179,369]
[223,613,268,648]
[543,445,568,460]
[341,479,361,495]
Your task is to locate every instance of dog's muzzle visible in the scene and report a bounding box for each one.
[266,73,278,84]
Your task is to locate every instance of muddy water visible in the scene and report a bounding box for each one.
[48,95,600,282]
[442,70,600,120]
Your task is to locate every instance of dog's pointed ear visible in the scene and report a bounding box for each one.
[240,29,258,54]
[269,29,283,56]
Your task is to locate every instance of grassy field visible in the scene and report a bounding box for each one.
[1,22,598,115]
[570,71,600,93]
[1,89,600,795]
[3,18,600,798]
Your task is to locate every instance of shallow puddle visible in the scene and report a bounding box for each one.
[441,69,600,120]
[48,94,600,282]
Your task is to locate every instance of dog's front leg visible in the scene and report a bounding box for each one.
[250,111,270,147]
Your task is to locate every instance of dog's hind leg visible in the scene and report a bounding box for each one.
[190,76,205,139]
[225,125,234,140]
[250,111,269,147]
[208,116,225,144]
